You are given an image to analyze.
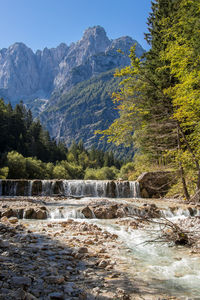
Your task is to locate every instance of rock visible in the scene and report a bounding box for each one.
[0,26,144,152]
[93,204,118,219]
[45,275,65,284]
[8,217,18,224]
[2,208,17,218]
[11,276,32,287]
[24,208,35,219]
[24,207,47,219]
[98,260,109,268]
[81,206,94,218]
[0,216,9,223]
[78,247,88,254]
[49,292,64,300]
[0,239,9,248]
[35,208,48,219]
[137,171,176,198]
[64,282,75,295]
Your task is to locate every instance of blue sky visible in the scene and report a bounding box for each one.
[1,0,152,52]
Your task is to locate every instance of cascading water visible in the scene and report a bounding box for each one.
[49,207,86,220]
[42,180,53,196]
[87,217,200,298]
[27,180,33,197]
[0,179,140,198]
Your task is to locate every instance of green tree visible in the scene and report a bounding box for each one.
[160,0,200,197]
[7,151,26,179]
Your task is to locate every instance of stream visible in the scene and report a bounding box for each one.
[22,197,200,299]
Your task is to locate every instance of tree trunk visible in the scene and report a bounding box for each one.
[178,123,200,195]
[177,126,190,201]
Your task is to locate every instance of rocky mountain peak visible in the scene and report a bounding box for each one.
[0,26,145,103]
[79,26,111,54]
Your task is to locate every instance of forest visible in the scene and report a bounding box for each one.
[96,0,200,200]
[0,98,132,180]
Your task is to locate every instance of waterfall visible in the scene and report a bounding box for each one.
[42,180,53,196]
[130,181,140,198]
[3,180,18,196]
[0,179,140,198]
[28,180,33,196]
[161,207,200,218]
[49,207,85,219]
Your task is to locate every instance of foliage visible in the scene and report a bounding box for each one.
[0,99,67,165]
[84,166,119,180]
[0,98,125,180]
[96,0,200,199]
[119,162,135,180]
[0,167,9,179]
[7,151,27,179]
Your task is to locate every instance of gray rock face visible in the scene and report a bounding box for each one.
[0,26,144,104]
[36,43,69,93]
[0,26,145,150]
[0,43,39,101]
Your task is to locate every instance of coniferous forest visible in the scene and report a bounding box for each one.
[0,98,127,180]
[97,0,200,200]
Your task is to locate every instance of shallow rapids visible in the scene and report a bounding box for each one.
[1,194,200,298]
[44,200,200,298]
[88,219,200,298]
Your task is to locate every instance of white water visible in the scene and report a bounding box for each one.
[45,201,200,298]
[89,218,200,298]
[0,179,140,198]
[49,207,86,219]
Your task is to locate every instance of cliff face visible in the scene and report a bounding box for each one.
[0,26,145,151]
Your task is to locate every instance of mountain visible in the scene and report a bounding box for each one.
[0,26,145,152]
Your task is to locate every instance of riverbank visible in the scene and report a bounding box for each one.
[0,196,200,299]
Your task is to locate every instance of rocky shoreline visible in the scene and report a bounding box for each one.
[0,196,200,299]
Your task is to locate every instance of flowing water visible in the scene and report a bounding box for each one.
[90,219,200,298]
[43,200,200,298]
[0,179,140,198]
[1,178,200,298]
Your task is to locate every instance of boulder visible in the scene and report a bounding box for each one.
[2,209,17,218]
[81,206,94,218]
[93,204,118,219]
[137,171,176,198]
[24,207,48,219]
[35,208,48,219]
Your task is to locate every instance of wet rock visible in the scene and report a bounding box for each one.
[81,206,94,218]
[2,208,17,218]
[24,207,48,219]
[31,180,42,195]
[143,203,161,218]
[93,205,117,219]
[35,208,48,219]
[8,217,18,224]
[24,208,35,219]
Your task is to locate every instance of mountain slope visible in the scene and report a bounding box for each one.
[0,26,145,153]
[39,70,120,149]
